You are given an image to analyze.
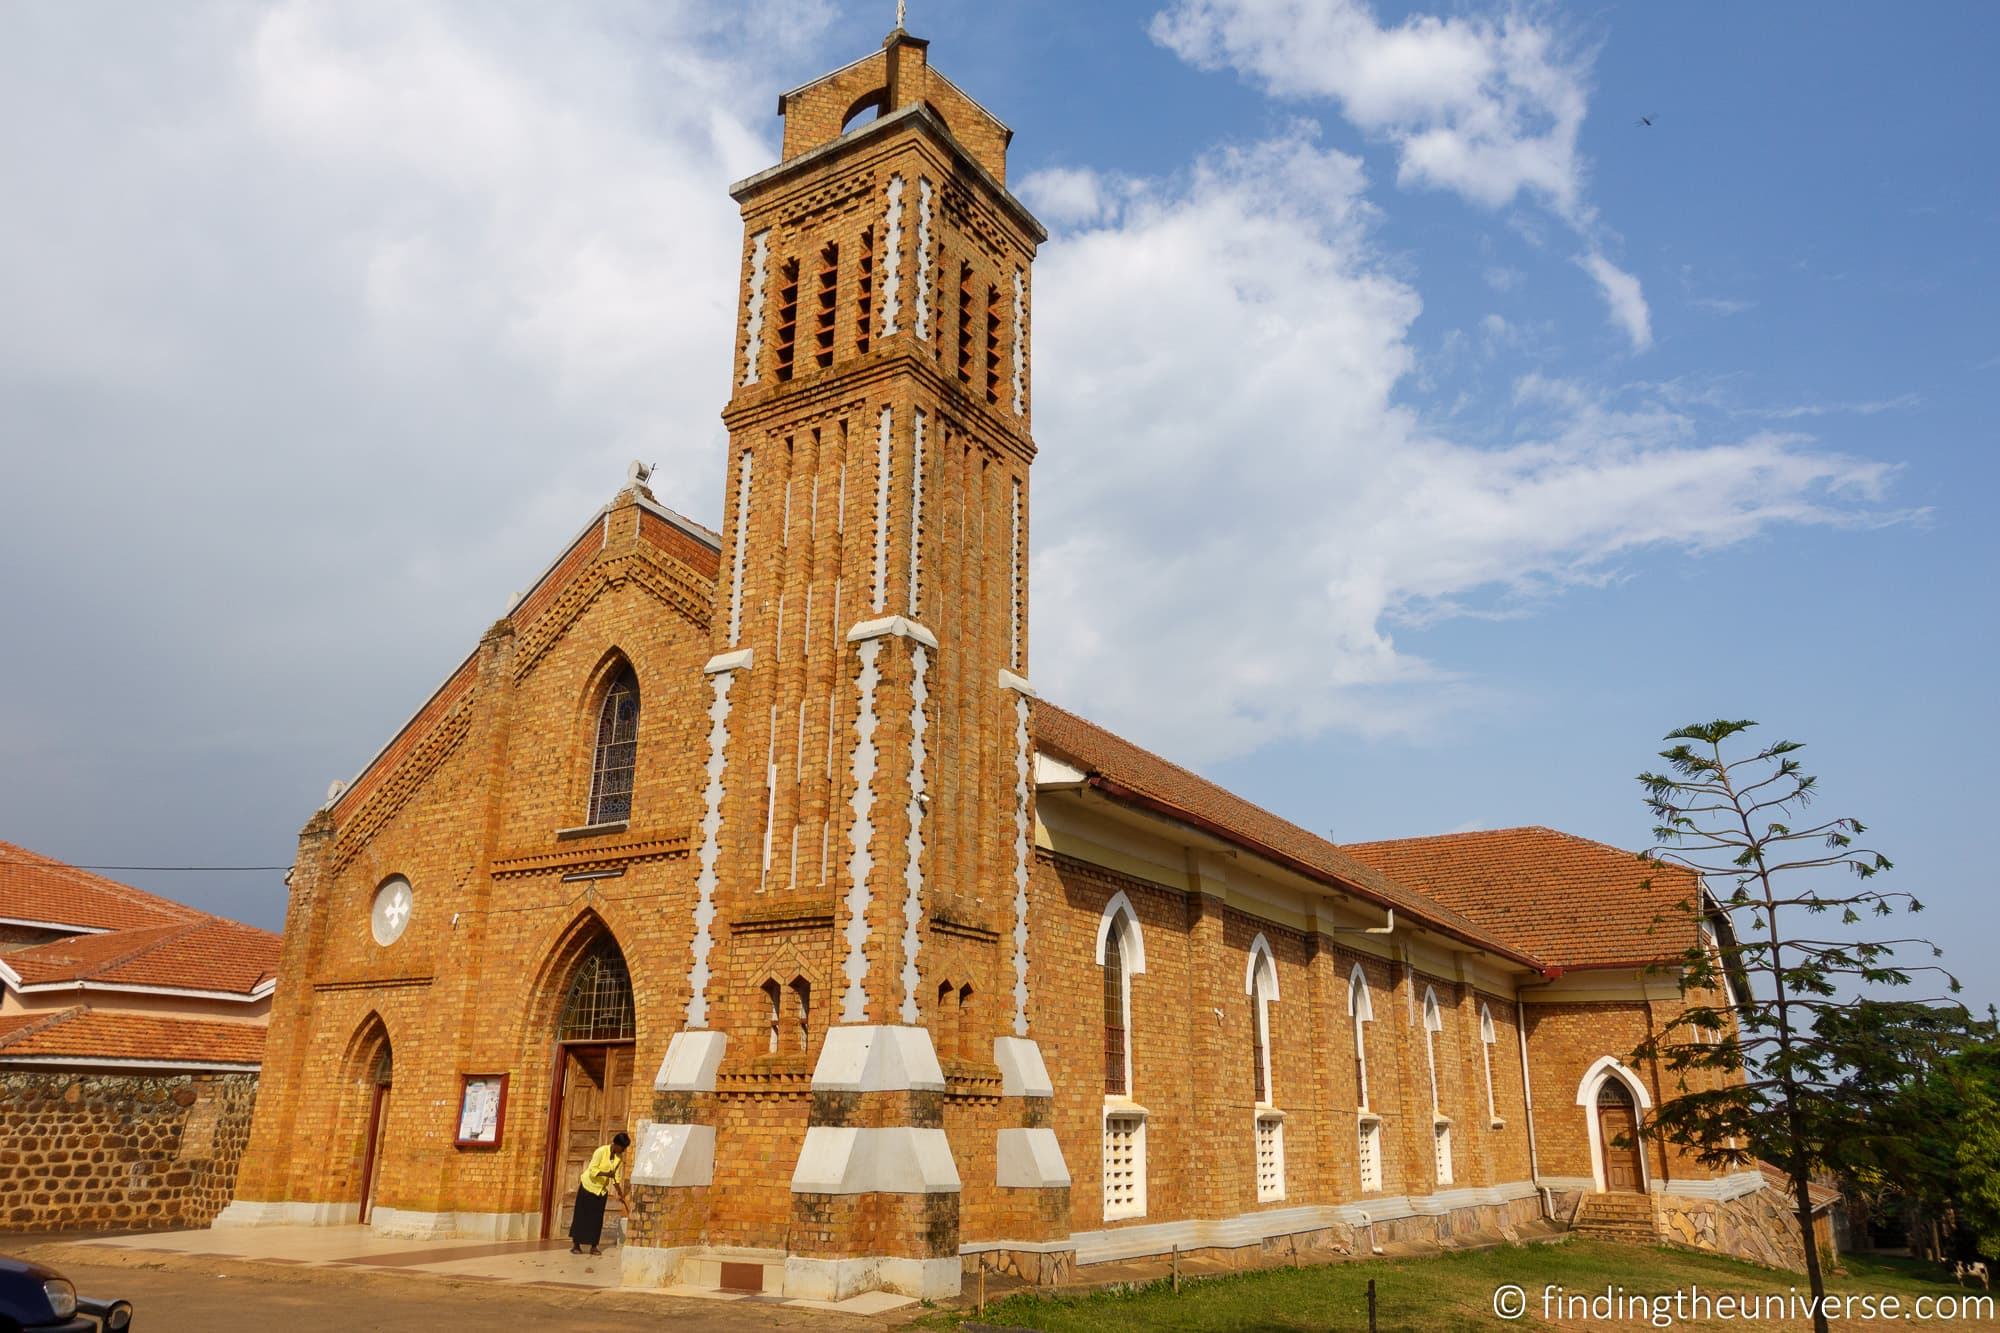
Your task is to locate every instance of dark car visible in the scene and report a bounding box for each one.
[0,1255,131,1332]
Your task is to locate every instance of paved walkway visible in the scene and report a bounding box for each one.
[65,1225,914,1316]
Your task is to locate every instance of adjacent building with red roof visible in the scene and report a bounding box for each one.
[0,841,279,1229]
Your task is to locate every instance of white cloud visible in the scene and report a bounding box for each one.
[1028,137,1901,762]
[1150,0,1656,350]
[1578,249,1653,350]
[0,1,828,894]
[1018,165,1114,226]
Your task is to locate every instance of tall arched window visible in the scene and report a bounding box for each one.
[1246,934,1284,1202]
[586,665,640,825]
[1350,964,1382,1192]
[1096,892,1147,1221]
[1478,1002,1501,1126]
[557,936,636,1042]
[1423,986,1453,1186]
[1103,928,1127,1096]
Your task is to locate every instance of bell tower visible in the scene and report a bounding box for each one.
[628,26,1065,1302]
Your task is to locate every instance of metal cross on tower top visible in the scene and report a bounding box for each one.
[896,0,907,29]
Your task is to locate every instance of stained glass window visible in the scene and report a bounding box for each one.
[586,666,640,825]
[557,938,635,1042]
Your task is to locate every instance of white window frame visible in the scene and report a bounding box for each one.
[1094,891,1147,1101]
[1423,985,1453,1186]
[1347,964,1373,1110]
[1478,1001,1502,1128]
[1245,933,1284,1201]
[1096,891,1149,1220]
[1350,963,1382,1193]
[1102,1111,1147,1221]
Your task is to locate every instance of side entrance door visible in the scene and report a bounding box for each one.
[548,1042,634,1237]
[1597,1082,1645,1192]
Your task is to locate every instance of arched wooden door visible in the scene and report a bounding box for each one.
[1597,1079,1644,1192]
[539,935,637,1239]
[357,1043,393,1223]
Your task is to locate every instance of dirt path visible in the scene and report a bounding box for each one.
[17,1243,896,1332]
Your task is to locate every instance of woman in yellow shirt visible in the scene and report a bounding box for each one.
[567,1130,630,1256]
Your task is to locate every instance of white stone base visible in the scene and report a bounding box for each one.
[993,1036,1054,1098]
[783,1254,959,1301]
[809,1024,944,1092]
[996,1127,1070,1188]
[367,1208,540,1240]
[620,1243,690,1288]
[630,1120,715,1187]
[791,1125,960,1194]
[655,1030,728,1092]
[212,1198,358,1228]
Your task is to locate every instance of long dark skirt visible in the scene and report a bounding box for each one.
[569,1186,608,1247]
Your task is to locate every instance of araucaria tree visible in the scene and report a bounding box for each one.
[1632,720,1956,1333]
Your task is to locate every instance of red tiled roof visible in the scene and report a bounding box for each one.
[5,916,278,995]
[0,1005,265,1067]
[1030,703,1546,971]
[0,839,204,933]
[1342,826,1702,969]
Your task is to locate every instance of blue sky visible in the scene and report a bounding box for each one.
[1,2,1993,1006]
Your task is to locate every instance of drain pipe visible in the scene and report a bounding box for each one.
[1516,970,1562,1222]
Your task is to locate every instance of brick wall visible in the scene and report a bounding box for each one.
[0,1070,258,1231]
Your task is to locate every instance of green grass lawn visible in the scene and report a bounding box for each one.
[921,1241,1996,1331]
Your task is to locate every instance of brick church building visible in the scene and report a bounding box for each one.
[220,26,1808,1298]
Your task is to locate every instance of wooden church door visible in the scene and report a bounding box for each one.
[1597,1080,1644,1192]
[553,1044,634,1236]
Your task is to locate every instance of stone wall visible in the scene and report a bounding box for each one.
[1658,1184,1811,1272]
[0,1070,259,1231]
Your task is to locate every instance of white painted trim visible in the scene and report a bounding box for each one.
[1654,1169,1767,1203]
[0,918,111,936]
[7,978,269,1003]
[790,1126,960,1194]
[631,1121,715,1188]
[1243,932,1279,1001]
[810,1024,944,1092]
[368,1208,539,1241]
[213,1199,359,1228]
[994,1036,1054,1097]
[1093,892,1146,972]
[996,669,1036,697]
[654,1030,727,1092]
[0,1056,258,1073]
[783,1253,958,1302]
[1346,964,1374,1021]
[1008,693,1032,1035]
[1577,1054,1654,1194]
[841,640,883,1022]
[703,649,753,674]
[844,615,938,649]
[1064,1182,1543,1265]
[996,1127,1070,1188]
[740,230,769,386]
[1033,751,1087,787]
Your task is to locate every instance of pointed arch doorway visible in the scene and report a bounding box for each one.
[346,1020,394,1225]
[1596,1080,1645,1193]
[538,934,638,1239]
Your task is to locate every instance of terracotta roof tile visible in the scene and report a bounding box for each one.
[6,917,279,995]
[1030,703,1545,970]
[0,839,205,933]
[1343,826,1701,969]
[0,1005,264,1067]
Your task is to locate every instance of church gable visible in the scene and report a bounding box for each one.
[323,485,721,873]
